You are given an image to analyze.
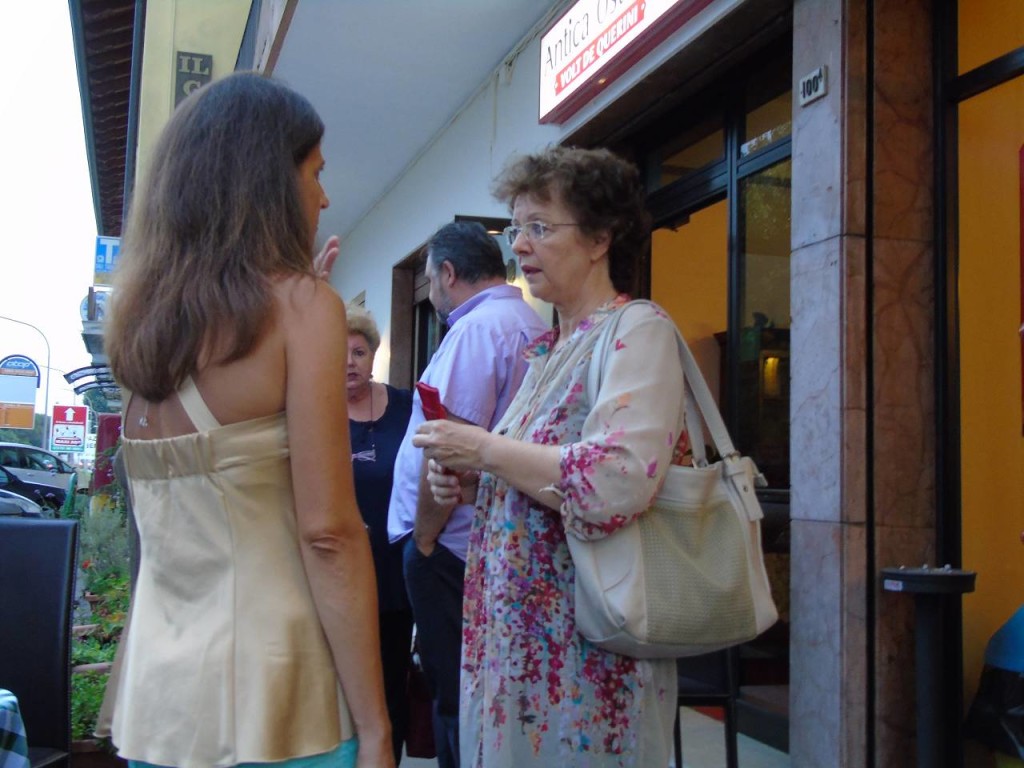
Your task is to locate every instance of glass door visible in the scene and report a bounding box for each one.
[737,157,792,491]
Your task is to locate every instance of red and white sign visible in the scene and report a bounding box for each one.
[51,405,89,453]
[538,0,715,123]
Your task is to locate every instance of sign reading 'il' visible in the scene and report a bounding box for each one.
[176,52,213,107]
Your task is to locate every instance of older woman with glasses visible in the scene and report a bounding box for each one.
[346,304,414,765]
[413,146,688,767]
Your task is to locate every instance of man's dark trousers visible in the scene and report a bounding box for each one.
[403,536,465,768]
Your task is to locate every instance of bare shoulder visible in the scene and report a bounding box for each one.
[272,273,347,336]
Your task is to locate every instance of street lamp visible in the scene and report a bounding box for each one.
[45,367,78,406]
[0,315,51,449]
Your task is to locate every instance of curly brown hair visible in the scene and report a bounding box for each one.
[492,146,650,294]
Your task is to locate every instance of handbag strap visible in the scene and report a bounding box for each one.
[587,300,738,467]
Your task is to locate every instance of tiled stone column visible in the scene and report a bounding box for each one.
[790,2,870,764]
[790,0,935,765]
[869,0,937,763]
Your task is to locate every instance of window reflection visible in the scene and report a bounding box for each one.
[742,90,792,157]
[737,158,792,488]
[646,113,725,190]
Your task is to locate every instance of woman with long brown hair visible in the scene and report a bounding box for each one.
[103,72,393,768]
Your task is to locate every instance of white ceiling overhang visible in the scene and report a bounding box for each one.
[271,1,562,242]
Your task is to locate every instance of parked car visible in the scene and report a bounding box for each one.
[0,487,46,518]
[0,445,71,510]
[0,465,63,510]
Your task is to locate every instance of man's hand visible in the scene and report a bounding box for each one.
[425,458,465,508]
[413,457,453,557]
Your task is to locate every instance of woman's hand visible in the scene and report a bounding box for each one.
[412,419,490,472]
[417,419,565,510]
[314,235,340,280]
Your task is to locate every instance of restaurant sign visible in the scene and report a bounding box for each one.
[539,0,714,124]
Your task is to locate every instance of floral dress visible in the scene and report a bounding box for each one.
[461,297,690,767]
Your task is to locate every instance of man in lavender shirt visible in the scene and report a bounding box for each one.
[388,221,546,767]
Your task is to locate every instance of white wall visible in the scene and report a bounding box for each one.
[332,32,561,380]
[331,0,746,381]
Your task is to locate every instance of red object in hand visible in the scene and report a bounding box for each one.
[415,382,460,497]
[416,382,447,420]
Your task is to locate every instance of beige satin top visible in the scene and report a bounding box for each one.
[108,378,353,768]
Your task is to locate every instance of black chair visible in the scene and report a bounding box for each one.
[674,648,739,768]
[0,517,78,768]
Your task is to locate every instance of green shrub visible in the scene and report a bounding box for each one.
[71,671,109,741]
[91,572,130,641]
[71,481,132,744]
[78,498,130,594]
[62,490,91,522]
[70,570,127,741]
[71,636,117,667]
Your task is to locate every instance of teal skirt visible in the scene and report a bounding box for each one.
[127,738,358,768]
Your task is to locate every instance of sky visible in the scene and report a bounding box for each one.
[1,2,98,415]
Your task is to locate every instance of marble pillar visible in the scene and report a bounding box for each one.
[790,0,936,764]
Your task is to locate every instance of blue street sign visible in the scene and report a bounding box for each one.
[0,354,40,385]
[95,236,121,285]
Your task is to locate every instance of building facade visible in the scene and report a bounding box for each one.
[73,0,1024,765]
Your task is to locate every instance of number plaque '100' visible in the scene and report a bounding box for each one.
[798,66,827,107]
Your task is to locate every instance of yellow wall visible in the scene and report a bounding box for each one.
[958,0,1024,75]
[651,199,729,404]
[958,71,1024,698]
[135,0,251,187]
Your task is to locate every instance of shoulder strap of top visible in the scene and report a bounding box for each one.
[177,376,222,432]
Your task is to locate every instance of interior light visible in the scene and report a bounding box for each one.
[762,356,781,399]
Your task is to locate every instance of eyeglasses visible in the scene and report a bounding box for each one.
[502,221,580,246]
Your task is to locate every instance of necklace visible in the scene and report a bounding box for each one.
[351,384,376,463]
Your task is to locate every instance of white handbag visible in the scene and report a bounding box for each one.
[568,301,779,659]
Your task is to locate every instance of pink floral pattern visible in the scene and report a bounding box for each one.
[461,299,689,767]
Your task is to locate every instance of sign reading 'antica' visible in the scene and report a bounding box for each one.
[538,0,714,124]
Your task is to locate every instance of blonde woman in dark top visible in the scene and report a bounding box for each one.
[345,303,414,764]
